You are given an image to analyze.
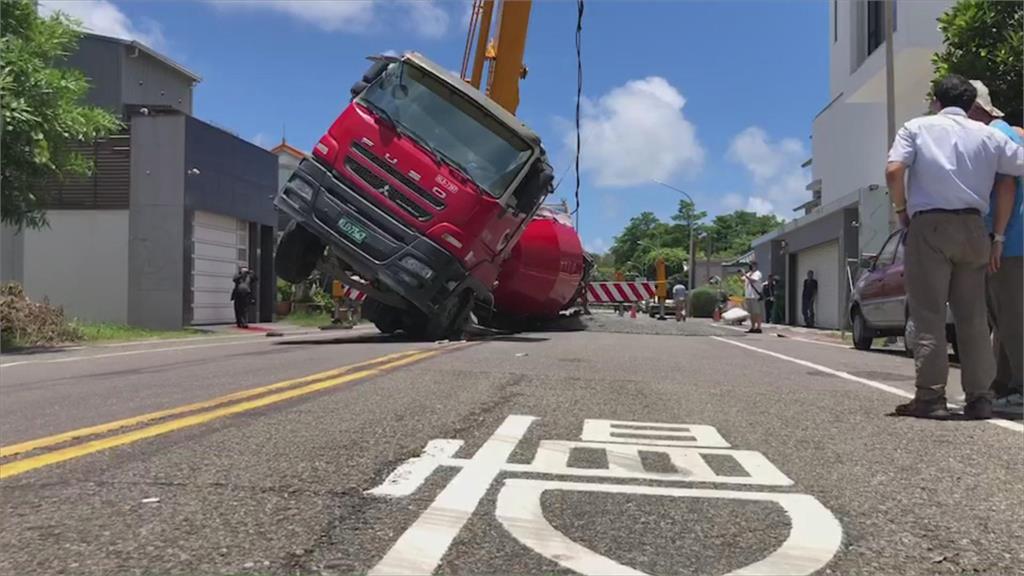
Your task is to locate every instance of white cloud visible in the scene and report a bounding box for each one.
[585,237,609,254]
[727,126,810,219]
[250,133,269,148]
[406,1,450,39]
[40,0,165,49]
[722,193,745,211]
[567,76,705,187]
[745,197,774,215]
[213,0,449,38]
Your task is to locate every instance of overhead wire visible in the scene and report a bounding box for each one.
[572,0,584,232]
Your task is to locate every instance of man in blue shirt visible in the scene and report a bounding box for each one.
[969,80,1023,408]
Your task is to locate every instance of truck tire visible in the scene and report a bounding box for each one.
[276,224,324,284]
[405,291,472,341]
[363,297,403,335]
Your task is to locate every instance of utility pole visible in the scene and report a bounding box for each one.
[651,180,697,290]
[884,0,897,232]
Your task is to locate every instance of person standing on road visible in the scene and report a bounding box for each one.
[672,281,688,322]
[742,262,764,334]
[968,80,1024,408]
[763,275,778,325]
[801,271,818,328]
[885,74,1024,420]
[231,266,257,329]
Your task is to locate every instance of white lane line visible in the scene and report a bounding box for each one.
[368,415,537,575]
[712,336,1024,433]
[718,325,852,348]
[0,332,343,368]
[495,479,843,576]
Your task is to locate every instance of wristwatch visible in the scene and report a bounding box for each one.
[992,233,1006,244]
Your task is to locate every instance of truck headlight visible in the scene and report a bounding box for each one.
[400,256,434,280]
[289,177,315,201]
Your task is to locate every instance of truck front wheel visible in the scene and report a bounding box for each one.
[275,224,324,284]
[406,291,473,341]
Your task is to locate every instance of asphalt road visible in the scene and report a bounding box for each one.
[1,314,1021,575]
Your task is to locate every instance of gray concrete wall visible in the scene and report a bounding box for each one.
[1,224,25,284]
[66,36,123,115]
[122,49,193,115]
[17,210,129,323]
[129,115,186,329]
[184,117,277,227]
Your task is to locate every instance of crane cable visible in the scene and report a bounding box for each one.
[572,0,585,232]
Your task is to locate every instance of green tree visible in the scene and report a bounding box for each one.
[706,211,783,258]
[669,198,708,249]
[638,246,688,280]
[609,212,663,270]
[1,0,121,229]
[932,0,1023,126]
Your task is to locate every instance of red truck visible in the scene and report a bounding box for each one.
[274,53,586,339]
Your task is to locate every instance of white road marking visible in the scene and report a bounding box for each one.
[712,336,1024,433]
[581,419,731,447]
[718,325,853,348]
[368,414,536,575]
[367,439,464,497]
[0,332,344,368]
[495,479,843,576]
[367,416,842,574]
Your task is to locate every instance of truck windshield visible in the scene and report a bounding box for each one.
[359,61,533,198]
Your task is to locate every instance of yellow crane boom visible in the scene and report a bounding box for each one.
[461,0,533,115]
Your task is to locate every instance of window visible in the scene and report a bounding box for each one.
[833,0,838,43]
[875,231,900,268]
[865,0,896,58]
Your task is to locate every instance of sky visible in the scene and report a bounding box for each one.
[41,0,829,254]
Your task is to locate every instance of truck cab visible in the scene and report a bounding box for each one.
[274,53,554,339]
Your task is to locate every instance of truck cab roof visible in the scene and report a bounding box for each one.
[400,52,543,150]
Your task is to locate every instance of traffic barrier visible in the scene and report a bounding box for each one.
[586,282,657,304]
[332,280,367,302]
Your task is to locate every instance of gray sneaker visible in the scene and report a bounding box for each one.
[993,393,1024,410]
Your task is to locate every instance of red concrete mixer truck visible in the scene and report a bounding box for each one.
[273,52,590,340]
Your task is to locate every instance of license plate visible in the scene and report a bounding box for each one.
[338,217,368,244]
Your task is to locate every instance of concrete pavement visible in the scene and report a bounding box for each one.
[1,313,1021,575]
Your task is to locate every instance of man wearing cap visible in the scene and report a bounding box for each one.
[968,80,1024,409]
[885,74,1024,420]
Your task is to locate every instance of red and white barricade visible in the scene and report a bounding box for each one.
[586,281,657,304]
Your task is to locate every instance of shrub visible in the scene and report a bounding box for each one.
[689,288,718,318]
[0,283,82,349]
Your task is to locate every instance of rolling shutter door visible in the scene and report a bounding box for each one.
[191,211,248,324]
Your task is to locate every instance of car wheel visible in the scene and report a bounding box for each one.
[275,224,324,284]
[852,309,874,351]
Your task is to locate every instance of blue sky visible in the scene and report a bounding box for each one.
[43,0,829,254]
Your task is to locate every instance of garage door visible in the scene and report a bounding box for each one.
[796,240,839,329]
[191,211,248,325]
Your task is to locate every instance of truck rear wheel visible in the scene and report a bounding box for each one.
[276,224,324,284]
[363,298,403,335]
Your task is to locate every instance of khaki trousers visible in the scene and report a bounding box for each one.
[905,212,993,403]
[988,256,1024,396]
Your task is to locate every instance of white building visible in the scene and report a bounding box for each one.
[752,0,953,330]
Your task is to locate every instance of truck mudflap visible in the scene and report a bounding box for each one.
[274,157,472,316]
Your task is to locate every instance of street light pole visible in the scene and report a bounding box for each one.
[652,180,697,289]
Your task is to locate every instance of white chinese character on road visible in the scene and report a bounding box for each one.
[366,416,842,576]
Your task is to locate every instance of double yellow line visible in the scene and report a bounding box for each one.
[1,346,453,479]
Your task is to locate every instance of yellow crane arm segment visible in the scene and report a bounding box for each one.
[460,0,533,115]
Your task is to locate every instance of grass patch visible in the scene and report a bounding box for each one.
[74,322,209,343]
[281,310,334,328]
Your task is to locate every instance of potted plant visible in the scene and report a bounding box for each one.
[275,279,294,316]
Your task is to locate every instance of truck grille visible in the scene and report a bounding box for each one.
[351,143,446,210]
[344,157,431,222]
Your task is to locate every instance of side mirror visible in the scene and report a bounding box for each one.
[859,253,876,270]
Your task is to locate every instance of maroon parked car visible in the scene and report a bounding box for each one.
[848,228,958,358]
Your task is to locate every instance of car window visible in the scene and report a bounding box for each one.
[875,232,900,268]
[893,231,906,265]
